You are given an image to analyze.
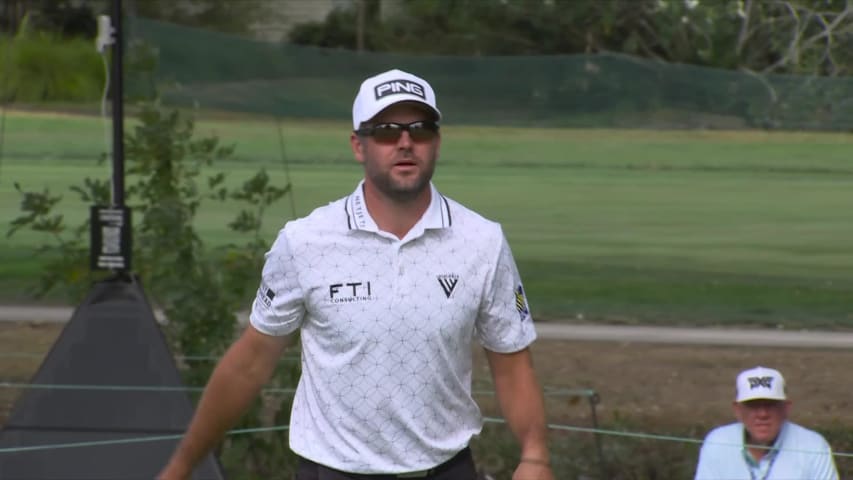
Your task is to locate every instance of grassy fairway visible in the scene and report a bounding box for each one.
[2,110,852,327]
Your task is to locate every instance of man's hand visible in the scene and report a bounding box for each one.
[513,459,555,480]
[156,462,190,480]
[486,348,553,480]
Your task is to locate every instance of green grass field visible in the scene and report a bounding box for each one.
[2,110,852,327]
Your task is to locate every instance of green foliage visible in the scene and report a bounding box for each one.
[287,0,692,55]
[130,0,277,35]
[6,180,95,299]
[287,7,364,50]
[0,12,158,104]
[7,104,296,476]
[11,0,98,38]
[0,18,104,102]
[288,0,853,75]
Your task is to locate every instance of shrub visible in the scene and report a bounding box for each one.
[0,17,104,103]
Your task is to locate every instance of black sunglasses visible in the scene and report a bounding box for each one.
[356,121,440,143]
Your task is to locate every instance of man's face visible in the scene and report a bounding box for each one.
[350,102,440,203]
[734,399,790,445]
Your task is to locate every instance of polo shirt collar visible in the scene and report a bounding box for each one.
[345,180,452,233]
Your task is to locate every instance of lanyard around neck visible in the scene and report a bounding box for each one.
[747,449,779,480]
[744,428,784,480]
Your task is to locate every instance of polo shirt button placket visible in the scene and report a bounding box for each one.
[394,244,404,277]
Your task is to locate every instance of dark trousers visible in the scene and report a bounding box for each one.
[294,448,477,480]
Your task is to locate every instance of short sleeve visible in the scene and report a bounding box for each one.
[249,230,306,336]
[475,233,537,352]
[810,436,839,480]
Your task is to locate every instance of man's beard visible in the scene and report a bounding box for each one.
[367,157,435,203]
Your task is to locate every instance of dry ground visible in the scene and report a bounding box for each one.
[518,338,853,429]
[2,321,852,472]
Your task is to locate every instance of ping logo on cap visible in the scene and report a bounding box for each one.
[374,79,426,100]
[748,376,774,389]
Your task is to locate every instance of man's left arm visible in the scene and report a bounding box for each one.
[486,347,555,480]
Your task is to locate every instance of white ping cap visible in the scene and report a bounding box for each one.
[736,366,787,402]
[351,69,441,130]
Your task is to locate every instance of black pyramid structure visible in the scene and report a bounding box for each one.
[0,277,225,479]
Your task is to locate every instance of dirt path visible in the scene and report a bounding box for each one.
[4,304,853,348]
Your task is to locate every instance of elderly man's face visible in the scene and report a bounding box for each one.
[734,399,790,445]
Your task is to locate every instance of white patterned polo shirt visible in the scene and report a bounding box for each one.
[250,180,537,474]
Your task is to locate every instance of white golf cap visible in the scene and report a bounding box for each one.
[736,366,787,402]
[351,69,441,130]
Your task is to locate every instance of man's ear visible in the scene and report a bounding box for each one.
[782,400,792,418]
[351,133,365,164]
[732,401,743,422]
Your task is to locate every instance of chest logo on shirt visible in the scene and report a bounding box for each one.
[437,273,459,298]
[329,281,374,303]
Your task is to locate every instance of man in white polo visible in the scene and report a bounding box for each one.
[159,69,554,479]
[695,366,838,480]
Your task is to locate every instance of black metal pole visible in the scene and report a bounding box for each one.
[111,0,124,207]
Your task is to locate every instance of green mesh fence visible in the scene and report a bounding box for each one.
[128,16,853,131]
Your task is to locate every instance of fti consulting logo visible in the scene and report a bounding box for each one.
[328,281,375,304]
[515,284,529,321]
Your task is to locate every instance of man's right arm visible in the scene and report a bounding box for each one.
[693,433,722,480]
[158,326,291,479]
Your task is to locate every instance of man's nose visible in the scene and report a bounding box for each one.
[396,130,413,148]
[754,405,772,416]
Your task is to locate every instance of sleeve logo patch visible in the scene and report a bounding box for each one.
[515,284,529,321]
[258,283,275,308]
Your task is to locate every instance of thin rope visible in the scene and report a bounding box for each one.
[176,354,299,363]
[483,417,853,459]
[1,419,849,459]
[0,425,289,454]
[0,382,293,394]
[0,385,841,458]
[0,382,594,399]
[0,352,301,363]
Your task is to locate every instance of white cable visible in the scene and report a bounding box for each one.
[96,14,114,204]
[100,52,111,168]
[95,15,114,54]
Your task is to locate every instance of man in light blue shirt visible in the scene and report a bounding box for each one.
[695,366,838,480]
